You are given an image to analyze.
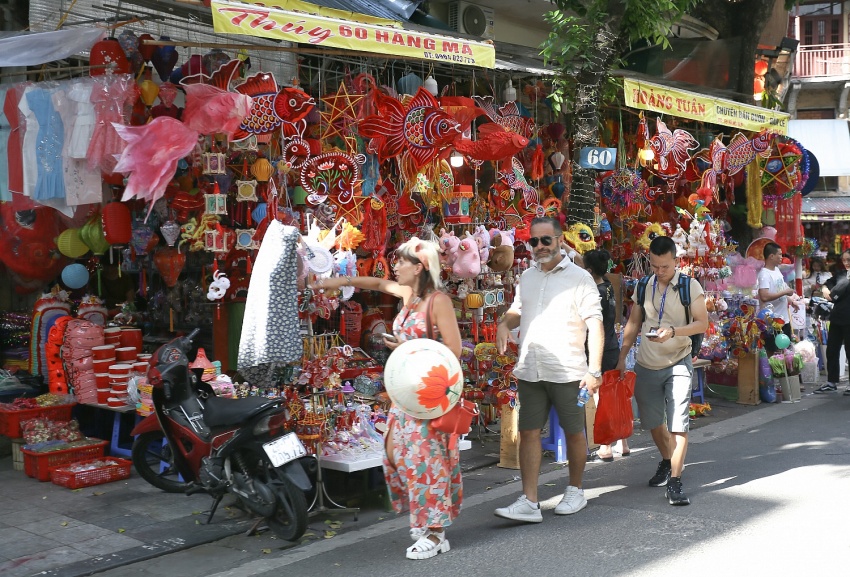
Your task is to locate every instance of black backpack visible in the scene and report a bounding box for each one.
[636,274,704,360]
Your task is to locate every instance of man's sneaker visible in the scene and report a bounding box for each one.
[814,382,838,394]
[844,387,850,396]
[648,460,672,487]
[554,486,587,515]
[494,495,543,523]
[666,477,690,506]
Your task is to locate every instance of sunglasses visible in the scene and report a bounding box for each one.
[529,236,554,248]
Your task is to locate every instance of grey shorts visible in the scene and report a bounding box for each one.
[517,380,585,435]
[633,357,693,433]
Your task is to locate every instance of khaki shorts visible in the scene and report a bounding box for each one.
[633,356,693,433]
[517,380,585,435]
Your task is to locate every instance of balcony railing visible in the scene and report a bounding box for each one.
[795,43,850,78]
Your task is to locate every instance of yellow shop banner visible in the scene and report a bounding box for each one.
[210,0,496,69]
[623,78,789,135]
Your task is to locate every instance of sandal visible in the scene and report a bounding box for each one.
[409,527,427,541]
[589,450,614,462]
[406,530,450,560]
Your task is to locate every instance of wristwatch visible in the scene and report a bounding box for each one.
[588,370,602,378]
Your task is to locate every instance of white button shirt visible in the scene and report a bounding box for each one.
[509,256,603,383]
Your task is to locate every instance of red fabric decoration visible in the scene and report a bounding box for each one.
[531,144,544,181]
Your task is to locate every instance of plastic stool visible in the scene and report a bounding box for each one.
[692,359,710,404]
[540,407,567,463]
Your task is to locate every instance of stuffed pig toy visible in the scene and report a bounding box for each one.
[473,225,490,264]
[439,228,461,267]
[489,228,515,273]
[453,236,482,278]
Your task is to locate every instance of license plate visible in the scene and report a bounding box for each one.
[263,432,307,468]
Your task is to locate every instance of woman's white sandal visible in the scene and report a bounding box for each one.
[406,530,450,560]
[409,527,427,541]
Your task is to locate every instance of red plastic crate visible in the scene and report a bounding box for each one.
[0,404,75,438]
[22,440,108,482]
[50,457,132,489]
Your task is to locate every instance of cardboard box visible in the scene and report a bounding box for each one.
[736,352,761,405]
[498,405,520,469]
[585,396,600,451]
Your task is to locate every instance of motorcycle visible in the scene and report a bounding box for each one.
[130,329,312,541]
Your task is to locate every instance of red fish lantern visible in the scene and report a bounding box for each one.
[153,248,186,288]
[102,202,132,245]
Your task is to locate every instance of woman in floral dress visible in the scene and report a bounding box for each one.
[313,237,462,560]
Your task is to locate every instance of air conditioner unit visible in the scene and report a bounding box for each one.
[448,1,495,40]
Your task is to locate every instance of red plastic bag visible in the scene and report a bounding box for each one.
[593,370,635,446]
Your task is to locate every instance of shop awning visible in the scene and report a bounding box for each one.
[210,0,496,68]
[801,196,850,221]
[788,119,850,177]
[622,78,790,134]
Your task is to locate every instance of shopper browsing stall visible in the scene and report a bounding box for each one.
[758,242,799,354]
[494,216,604,523]
[616,236,708,506]
[816,250,850,395]
[312,237,462,561]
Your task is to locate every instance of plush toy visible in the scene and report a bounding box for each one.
[439,228,460,267]
[453,235,482,278]
[489,228,515,273]
[473,225,490,264]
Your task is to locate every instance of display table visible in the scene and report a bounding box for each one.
[320,439,471,473]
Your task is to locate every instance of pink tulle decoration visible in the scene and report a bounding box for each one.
[182,83,252,138]
[729,255,765,289]
[113,117,199,218]
[760,226,777,240]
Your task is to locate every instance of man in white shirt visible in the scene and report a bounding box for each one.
[758,242,798,354]
[494,217,604,523]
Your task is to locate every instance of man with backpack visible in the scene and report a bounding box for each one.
[616,236,708,506]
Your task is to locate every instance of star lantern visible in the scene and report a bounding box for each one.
[321,83,363,143]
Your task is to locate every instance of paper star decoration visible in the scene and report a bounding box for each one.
[321,83,363,142]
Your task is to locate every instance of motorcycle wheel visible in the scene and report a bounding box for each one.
[132,430,190,494]
[266,477,308,541]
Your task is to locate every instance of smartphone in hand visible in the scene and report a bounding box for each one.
[381,332,398,343]
[645,327,659,338]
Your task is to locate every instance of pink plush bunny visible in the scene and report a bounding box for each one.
[453,236,482,278]
[439,228,460,266]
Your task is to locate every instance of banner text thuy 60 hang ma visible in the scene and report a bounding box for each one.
[623,78,789,135]
[210,0,496,69]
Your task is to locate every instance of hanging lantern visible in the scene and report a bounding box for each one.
[235,228,259,250]
[138,80,160,107]
[236,179,259,202]
[251,158,274,182]
[202,152,227,175]
[57,228,89,258]
[138,33,156,62]
[153,247,186,287]
[251,202,267,225]
[80,210,111,255]
[131,222,158,255]
[232,135,258,152]
[160,220,181,247]
[102,202,132,245]
[89,38,132,76]
[204,226,234,254]
[204,183,228,215]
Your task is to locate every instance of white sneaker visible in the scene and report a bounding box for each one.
[554,486,587,515]
[494,495,543,523]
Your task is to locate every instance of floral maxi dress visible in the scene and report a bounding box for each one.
[383,304,463,529]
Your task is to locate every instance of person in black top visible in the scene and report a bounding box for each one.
[815,249,850,395]
[584,249,630,460]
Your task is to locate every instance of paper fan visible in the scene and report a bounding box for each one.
[341,285,355,301]
[303,242,334,274]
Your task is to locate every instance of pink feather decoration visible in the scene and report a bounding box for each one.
[182,83,252,138]
[113,117,199,218]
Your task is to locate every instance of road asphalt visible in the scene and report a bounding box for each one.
[48,390,850,577]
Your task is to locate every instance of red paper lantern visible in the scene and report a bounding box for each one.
[89,38,132,76]
[153,248,186,288]
[138,33,156,62]
[754,60,769,76]
[102,202,132,245]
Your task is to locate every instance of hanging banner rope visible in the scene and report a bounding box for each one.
[623,78,789,135]
[210,0,496,69]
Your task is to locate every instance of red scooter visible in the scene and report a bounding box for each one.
[130,329,312,541]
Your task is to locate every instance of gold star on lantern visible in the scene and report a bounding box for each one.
[321,83,363,142]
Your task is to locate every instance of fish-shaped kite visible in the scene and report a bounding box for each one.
[472,96,535,139]
[454,123,529,163]
[183,59,315,142]
[647,117,699,180]
[359,87,461,170]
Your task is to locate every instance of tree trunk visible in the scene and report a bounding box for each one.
[567,17,622,225]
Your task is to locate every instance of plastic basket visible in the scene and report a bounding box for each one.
[22,440,108,482]
[50,457,132,489]
[0,403,75,438]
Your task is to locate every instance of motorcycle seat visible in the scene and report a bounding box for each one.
[203,395,281,427]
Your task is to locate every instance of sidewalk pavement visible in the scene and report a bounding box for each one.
[0,389,809,577]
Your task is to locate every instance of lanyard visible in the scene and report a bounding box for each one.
[651,276,669,325]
